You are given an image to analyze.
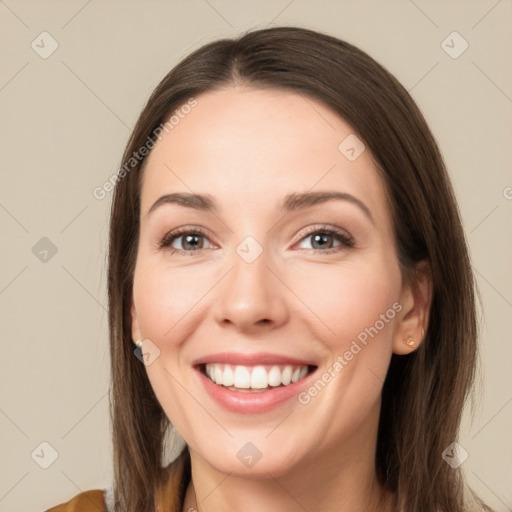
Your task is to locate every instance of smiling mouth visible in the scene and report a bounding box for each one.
[198,363,318,392]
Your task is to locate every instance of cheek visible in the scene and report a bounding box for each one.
[290,259,401,352]
[132,262,206,433]
[133,261,211,342]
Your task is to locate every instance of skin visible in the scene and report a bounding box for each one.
[131,86,431,512]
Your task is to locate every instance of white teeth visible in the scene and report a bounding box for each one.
[214,365,223,384]
[233,366,251,388]
[251,366,268,389]
[204,363,311,390]
[281,365,292,385]
[223,365,234,386]
[268,366,282,387]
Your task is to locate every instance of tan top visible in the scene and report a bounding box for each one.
[45,489,107,512]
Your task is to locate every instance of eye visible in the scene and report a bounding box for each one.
[157,227,215,255]
[295,225,355,253]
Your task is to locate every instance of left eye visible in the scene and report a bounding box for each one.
[297,230,349,251]
[295,226,354,253]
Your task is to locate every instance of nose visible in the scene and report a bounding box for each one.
[212,247,290,334]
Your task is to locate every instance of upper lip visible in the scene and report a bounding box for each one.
[192,352,318,367]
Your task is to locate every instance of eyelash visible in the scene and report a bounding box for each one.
[157,224,355,256]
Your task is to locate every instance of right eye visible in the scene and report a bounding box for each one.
[158,227,215,255]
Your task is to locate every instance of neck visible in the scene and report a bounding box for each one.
[181,403,396,512]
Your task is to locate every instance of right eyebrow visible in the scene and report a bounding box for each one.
[146,193,218,218]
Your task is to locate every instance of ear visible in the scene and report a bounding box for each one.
[393,260,432,355]
[131,295,142,343]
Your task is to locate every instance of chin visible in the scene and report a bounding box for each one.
[190,438,306,479]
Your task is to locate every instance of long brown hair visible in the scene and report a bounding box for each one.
[107,26,491,511]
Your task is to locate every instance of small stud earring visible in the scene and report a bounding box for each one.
[134,339,143,348]
[404,337,415,348]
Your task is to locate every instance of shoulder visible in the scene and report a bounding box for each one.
[44,489,107,512]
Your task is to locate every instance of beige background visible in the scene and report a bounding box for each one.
[1,1,511,511]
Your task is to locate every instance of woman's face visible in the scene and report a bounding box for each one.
[131,86,417,477]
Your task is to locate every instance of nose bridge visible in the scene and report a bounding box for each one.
[212,233,288,330]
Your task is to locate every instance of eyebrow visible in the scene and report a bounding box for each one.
[146,191,374,224]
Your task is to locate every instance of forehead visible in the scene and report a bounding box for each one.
[139,86,388,222]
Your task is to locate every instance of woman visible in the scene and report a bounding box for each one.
[46,26,494,512]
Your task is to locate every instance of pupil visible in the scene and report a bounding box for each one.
[313,234,331,249]
[184,235,201,249]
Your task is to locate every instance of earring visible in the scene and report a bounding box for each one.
[134,339,143,348]
[404,337,415,348]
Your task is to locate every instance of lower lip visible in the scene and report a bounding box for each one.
[196,367,317,414]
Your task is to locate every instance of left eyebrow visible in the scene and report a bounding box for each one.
[281,191,374,224]
[146,190,374,225]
